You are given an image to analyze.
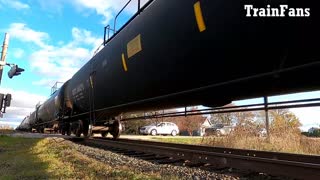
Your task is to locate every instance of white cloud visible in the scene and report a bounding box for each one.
[0,87,47,109]
[0,120,21,125]
[29,46,89,80]
[72,0,150,24]
[0,0,30,10]
[0,120,21,129]
[291,107,320,131]
[7,23,50,48]
[37,0,64,14]
[71,28,102,46]
[32,79,58,88]
[0,87,47,128]
[12,48,24,59]
[72,0,121,24]
[7,23,101,86]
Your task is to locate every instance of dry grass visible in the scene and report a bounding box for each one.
[0,129,15,134]
[201,129,320,155]
[300,136,320,155]
[0,135,164,179]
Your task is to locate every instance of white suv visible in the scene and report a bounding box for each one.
[139,122,179,136]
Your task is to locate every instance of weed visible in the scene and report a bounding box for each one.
[201,128,320,155]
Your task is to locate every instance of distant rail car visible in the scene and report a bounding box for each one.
[18,0,320,138]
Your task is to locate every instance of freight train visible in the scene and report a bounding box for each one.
[17,0,319,138]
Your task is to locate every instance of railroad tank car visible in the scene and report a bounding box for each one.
[27,111,37,130]
[21,0,319,138]
[67,0,319,131]
[16,116,31,131]
[17,111,38,132]
[69,0,319,115]
[32,88,64,133]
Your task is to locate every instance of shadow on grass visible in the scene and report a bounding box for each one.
[0,135,54,179]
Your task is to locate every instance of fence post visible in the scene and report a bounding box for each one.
[264,96,270,142]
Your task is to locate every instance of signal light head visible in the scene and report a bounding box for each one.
[8,65,24,79]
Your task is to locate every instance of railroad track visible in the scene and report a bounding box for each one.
[71,137,320,180]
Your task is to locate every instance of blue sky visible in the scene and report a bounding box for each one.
[0,0,148,128]
[0,0,319,131]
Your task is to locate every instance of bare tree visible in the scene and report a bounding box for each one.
[209,104,234,125]
[167,107,206,136]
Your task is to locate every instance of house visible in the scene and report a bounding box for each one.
[199,116,212,136]
[308,127,320,134]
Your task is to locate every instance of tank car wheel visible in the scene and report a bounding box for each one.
[75,127,82,137]
[151,129,157,136]
[75,129,81,137]
[101,131,108,137]
[67,128,71,136]
[75,120,89,137]
[40,128,45,133]
[75,120,82,137]
[82,120,89,137]
[110,120,122,139]
[66,123,71,136]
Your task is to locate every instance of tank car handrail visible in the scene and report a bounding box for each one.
[103,0,154,45]
[114,0,134,33]
[103,25,114,44]
[51,81,64,96]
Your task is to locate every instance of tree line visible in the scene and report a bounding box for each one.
[121,104,303,136]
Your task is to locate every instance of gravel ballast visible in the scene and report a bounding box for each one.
[62,138,238,180]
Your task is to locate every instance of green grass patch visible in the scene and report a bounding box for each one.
[0,136,52,179]
[0,135,165,179]
[150,136,204,145]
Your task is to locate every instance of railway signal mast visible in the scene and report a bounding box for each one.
[0,33,25,83]
[0,33,24,117]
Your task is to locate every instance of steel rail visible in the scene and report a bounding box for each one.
[116,138,320,164]
[82,138,320,180]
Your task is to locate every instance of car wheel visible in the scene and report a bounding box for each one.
[171,130,177,136]
[216,130,221,137]
[151,129,157,136]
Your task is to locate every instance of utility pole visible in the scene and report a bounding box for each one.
[0,33,24,83]
[0,33,9,85]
